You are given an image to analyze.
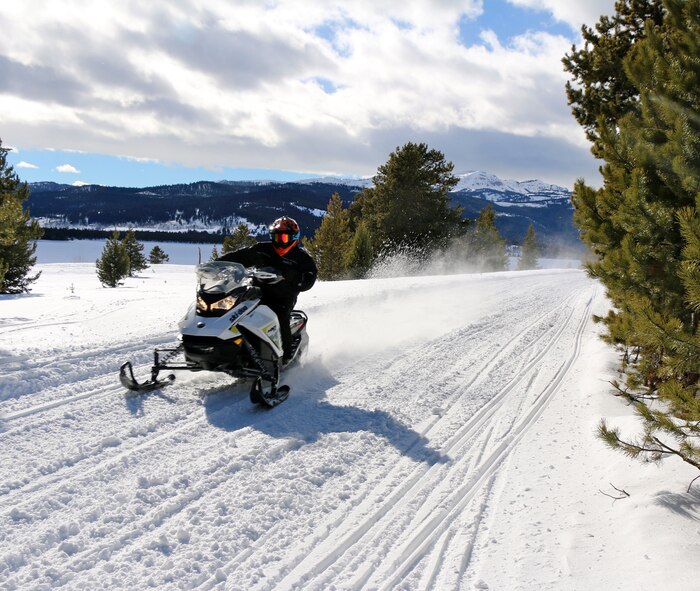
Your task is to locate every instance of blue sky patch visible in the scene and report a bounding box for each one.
[310,77,340,94]
[8,149,311,187]
[311,18,364,58]
[459,0,577,47]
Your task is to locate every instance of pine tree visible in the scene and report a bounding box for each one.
[355,142,462,251]
[466,205,507,272]
[304,193,352,280]
[148,245,169,264]
[562,0,666,158]
[121,228,148,276]
[347,220,374,279]
[517,223,539,270]
[222,223,257,254]
[209,246,220,261]
[96,230,130,287]
[0,139,43,293]
[568,0,700,473]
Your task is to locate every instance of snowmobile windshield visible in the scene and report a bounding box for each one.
[195,261,247,294]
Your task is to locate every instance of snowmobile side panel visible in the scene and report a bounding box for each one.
[238,307,284,357]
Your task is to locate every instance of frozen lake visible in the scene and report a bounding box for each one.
[34,239,215,265]
[33,239,582,270]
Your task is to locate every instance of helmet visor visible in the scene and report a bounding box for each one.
[271,231,298,244]
[272,232,290,244]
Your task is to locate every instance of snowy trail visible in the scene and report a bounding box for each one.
[5,264,680,590]
[269,286,595,591]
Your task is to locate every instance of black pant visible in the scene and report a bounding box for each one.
[263,297,295,359]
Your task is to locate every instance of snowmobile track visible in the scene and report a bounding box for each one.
[193,286,593,590]
[368,290,594,590]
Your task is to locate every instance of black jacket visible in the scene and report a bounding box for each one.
[218,241,317,303]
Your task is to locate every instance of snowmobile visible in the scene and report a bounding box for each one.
[119,261,309,407]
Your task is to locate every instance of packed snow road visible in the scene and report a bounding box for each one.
[1,264,599,589]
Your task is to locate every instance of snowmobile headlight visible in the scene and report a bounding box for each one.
[196,295,208,313]
[210,295,237,312]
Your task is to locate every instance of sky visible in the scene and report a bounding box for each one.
[0,0,615,189]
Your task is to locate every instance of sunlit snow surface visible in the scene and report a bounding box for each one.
[1,257,698,590]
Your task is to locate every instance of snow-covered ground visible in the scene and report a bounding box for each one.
[1,262,698,590]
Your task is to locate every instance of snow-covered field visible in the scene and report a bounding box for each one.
[1,261,698,590]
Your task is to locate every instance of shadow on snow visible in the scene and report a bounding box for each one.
[201,360,448,467]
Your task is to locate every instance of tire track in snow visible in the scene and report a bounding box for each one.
[196,286,587,590]
[268,286,592,590]
[0,333,181,411]
[1,389,286,588]
[331,305,578,591]
[38,433,306,589]
[0,378,252,511]
[367,287,594,590]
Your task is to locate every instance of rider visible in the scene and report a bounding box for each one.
[218,216,317,363]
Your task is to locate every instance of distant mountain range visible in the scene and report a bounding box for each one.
[27,172,581,253]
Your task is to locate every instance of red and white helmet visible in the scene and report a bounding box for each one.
[269,216,301,256]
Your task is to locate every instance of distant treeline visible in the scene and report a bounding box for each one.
[40,227,228,244]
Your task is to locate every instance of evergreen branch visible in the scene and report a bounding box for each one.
[650,436,700,470]
[639,306,700,353]
[609,379,656,402]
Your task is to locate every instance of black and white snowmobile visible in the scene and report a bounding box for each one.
[119,261,308,407]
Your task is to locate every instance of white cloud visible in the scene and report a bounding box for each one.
[0,0,601,186]
[17,161,39,169]
[55,164,80,174]
[506,0,616,30]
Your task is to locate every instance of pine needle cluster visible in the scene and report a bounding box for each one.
[565,0,700,472]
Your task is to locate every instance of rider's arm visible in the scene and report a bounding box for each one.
[218,245,258,267]
[298,252,318,292]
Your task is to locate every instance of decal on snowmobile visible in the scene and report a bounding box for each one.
[229,305,250,323]
[263,321,282,348]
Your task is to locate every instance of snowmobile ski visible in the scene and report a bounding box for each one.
[249,378,290,407]
[119,361,175,393]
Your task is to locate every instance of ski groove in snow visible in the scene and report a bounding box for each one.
[1,266,616,590]
[370,291,594,590]
[233,285,594,590]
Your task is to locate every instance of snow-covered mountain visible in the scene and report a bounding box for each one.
[293,171,571,206]
[296,176,374,189]
[27,172,577,249]
[29,170,569,206]
[452,171,571,205]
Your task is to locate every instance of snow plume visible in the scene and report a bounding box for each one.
[366,243,432,279]
[367,240,504,279]
[301,270,493,369]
